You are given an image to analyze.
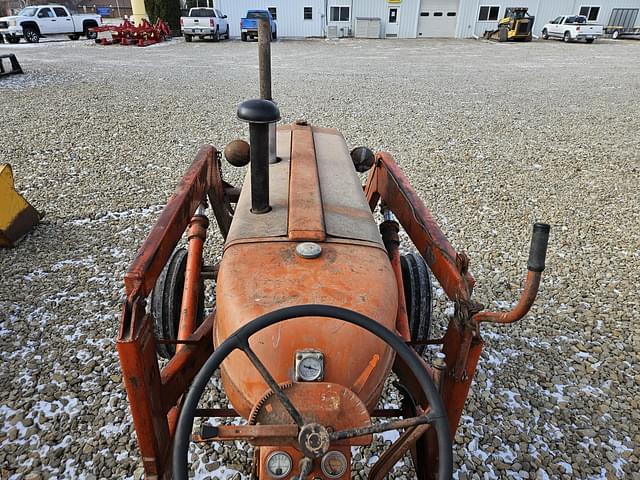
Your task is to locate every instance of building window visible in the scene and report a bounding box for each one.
[579,6,600,21]
[304,6,312,20]
[434,12,443,17]
[447,12,456,17]
[478,6,500,21]
[268,7,277,20]
[420,12,429,16]
[330,6,350,22]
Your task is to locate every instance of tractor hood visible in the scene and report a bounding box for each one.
[214,123,398,419]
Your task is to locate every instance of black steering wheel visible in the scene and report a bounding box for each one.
[173,304,453,479]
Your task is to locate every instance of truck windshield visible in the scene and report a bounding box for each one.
[190,9,215,17]
[247,12,267,19]
[566,16,587,24]
[18,7,38,16]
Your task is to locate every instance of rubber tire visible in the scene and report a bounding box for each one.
[150,248,206,359]
[541,28,548,40]
[400,252,433,357]
[85,24,98,40]
[612,30,619,39]
[6,35,20,44]
[212,27,219,42]
[68,34,80,40]
[241,32,247,41]
[564,31,571,43]
[225,25,230,39]
[24,27,39,43]
[585,38,594,44]
[184,34,192,42]
[272,29,277,40]
[498,27,508,42]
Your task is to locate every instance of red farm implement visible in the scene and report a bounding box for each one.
[92,18,171,47]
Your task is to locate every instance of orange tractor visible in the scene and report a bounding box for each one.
[118,21,550,480]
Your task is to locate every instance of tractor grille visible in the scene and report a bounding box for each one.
[0,21,9,29]
[516,22,530,35]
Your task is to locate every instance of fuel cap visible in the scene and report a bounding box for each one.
[296,242,322,259]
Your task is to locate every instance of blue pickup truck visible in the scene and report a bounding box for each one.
[240,10,277,41]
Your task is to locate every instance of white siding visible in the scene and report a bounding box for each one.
[217,0,325,38]
[352,0,420,38]
[217,0,639,38]
[455,0,640,38]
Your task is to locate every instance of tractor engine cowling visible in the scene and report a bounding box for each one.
[214,122,398,419]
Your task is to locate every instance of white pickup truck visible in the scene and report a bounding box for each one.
[0,4,102,44]
[541,15,603,43]
[180,7,229,43]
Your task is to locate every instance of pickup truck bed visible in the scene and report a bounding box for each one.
[180,7,229,43]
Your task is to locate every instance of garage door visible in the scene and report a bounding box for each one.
[418,0,459,37]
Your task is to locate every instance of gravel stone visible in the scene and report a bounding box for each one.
[1,37,639,479]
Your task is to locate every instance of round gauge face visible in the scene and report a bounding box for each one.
[298,356,322,381]
[321,451,348,478]
[266,451,292,478]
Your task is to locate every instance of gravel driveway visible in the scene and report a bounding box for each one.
[1,36,639,479]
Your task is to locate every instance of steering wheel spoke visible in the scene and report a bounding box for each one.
[240,340,305,428]
[329,410,439,442]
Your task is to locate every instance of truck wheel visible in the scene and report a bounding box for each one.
[184,34,192,42]
[85,29,97,40]
[241,32,247,41]
[541,28,548,40]
[563,31,571,43]
[68,34,80,40]
[23,27,40,43]
[225,25,230,39]
[212,27,219,42]
[6,35,20,44]
[272,30,277,40]
[612,30,620,39]
[585,38,594,44]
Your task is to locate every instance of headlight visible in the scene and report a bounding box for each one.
[266,451,292,478]
[321,451,348,478]
[9,20,17,27]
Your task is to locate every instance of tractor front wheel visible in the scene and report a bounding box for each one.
[150,248,205,359]
[400,252,434,356]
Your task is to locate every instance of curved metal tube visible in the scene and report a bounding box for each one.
[472,270,541,324]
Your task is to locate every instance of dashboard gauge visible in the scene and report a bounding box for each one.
[295,350,324,382]
[321,451,348,478]
[266,451,292,478]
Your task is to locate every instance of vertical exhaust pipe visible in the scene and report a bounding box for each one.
[258,16,278,164]
[237,99,281,214]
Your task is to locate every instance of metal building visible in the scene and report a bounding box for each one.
[215,0,640,39]
[453,0,640,38]
[217,0,326,38]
